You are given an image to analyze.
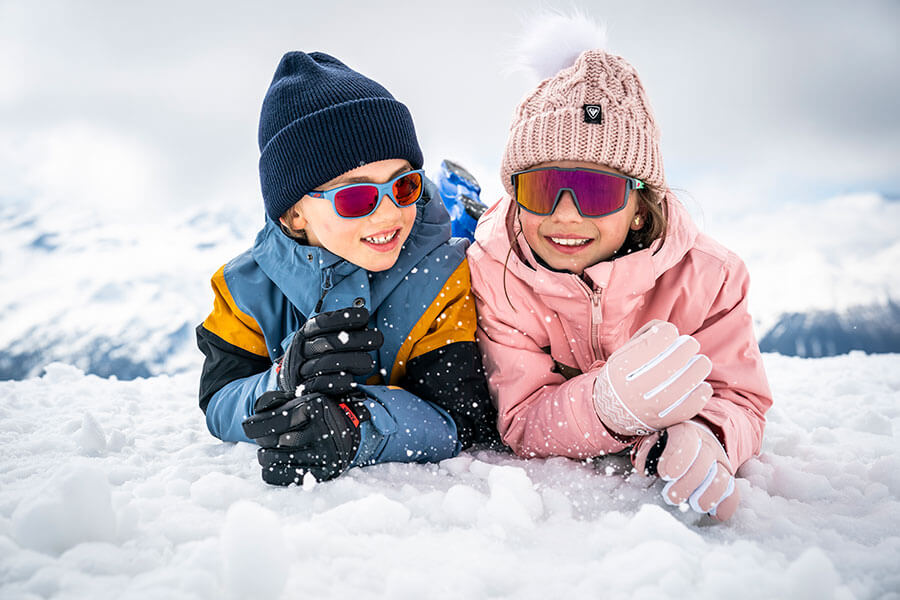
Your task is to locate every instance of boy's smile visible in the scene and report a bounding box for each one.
[281,159,418,271]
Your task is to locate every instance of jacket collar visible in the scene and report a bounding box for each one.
[473,191,698,299]
[251,178,451,317]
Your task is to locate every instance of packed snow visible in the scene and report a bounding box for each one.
[1,352,898,599]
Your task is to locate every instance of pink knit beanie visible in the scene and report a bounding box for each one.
[501,48,665,195]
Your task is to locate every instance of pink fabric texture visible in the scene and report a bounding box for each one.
[466,193,773,469]
[633,420,739,521]
[501,48,665,196]
[593,319,713,435]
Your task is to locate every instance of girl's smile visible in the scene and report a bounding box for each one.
[518,160,641,274]
[544,233,595,253]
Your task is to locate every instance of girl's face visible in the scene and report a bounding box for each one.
[281,159,418,272]
[517,160,642,275]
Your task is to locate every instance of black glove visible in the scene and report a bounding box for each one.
[278,307,383,396]
[242,389,371,485]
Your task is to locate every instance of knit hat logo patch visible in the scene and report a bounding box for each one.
[583,104,602,124]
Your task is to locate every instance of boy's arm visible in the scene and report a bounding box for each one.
[198,317,461,463]
[196,265,278,443]
[393,258,501,449]
[196,324,277,443]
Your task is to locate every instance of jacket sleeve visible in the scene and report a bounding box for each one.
[196,264,280,442]
[469,262,629,459]
[692,254,773,470]
[392,258,501,449]
[402,341,502,449]
[350,385,461,467]
[198,322,461,460]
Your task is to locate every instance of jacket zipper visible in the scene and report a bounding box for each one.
[314,267,334,313]
[577,278,604,362]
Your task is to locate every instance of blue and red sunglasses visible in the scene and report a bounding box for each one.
[307,169,425,219]
[512,167,645,218]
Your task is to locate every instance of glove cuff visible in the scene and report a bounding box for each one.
[592,369,658,436]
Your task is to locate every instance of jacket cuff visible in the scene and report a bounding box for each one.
[349,385,460,468]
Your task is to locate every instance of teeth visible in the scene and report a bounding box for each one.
[550,237,591,246]
[364,230,398,244]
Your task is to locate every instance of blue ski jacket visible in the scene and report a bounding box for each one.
[195,179,498,469]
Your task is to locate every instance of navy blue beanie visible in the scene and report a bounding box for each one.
[258,51,424,222]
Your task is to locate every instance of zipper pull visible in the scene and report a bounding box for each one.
[590,287,604,361]
[314,267,334,313]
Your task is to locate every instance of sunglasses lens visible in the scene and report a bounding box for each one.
[514,169,630,217]
[393,171,423,206]
[571,171,629,216]
[513,171,558,215]
[334,185,379,218]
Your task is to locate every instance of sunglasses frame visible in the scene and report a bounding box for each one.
[307,169,426,219]
[511,167,645,218]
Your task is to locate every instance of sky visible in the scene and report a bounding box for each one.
[1,0,898,223]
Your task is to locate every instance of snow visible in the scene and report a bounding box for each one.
[1,353,898,598]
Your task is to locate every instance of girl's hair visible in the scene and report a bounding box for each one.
[630,184,668,249]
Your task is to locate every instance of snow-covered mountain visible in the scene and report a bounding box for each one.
[0,197,258,380]
[759,300,900,358]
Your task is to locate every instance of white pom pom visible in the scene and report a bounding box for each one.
[510,10,608,81]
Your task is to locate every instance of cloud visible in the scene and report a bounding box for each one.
[1,0,897,216]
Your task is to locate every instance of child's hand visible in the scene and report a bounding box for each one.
[592,320,712,436]
[242,390,370,485]
[278,307,383,395]
[632,420,739,521]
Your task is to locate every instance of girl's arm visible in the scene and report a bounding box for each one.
[691,254,773,470]
[472,293,631,459]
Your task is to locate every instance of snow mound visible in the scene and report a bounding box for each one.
[10,465,117,555]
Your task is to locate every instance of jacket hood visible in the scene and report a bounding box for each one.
[251,177,452,317]
[472,191,698,298]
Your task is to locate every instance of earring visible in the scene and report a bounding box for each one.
[632,215,643,228]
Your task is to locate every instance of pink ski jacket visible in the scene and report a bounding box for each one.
[467,192,772,469]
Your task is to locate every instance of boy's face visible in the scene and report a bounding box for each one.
[282,159,418,272]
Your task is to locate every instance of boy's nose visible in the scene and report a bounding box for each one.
[551,192,583,222]
[372,193,402,220]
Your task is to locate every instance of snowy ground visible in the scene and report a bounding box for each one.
[1,352,898,599]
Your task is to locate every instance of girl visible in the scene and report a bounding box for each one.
[467,46,772,520]
[197,51,497,485]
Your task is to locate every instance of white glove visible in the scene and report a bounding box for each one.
[633,420,739,521]
[593,320,712,435]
